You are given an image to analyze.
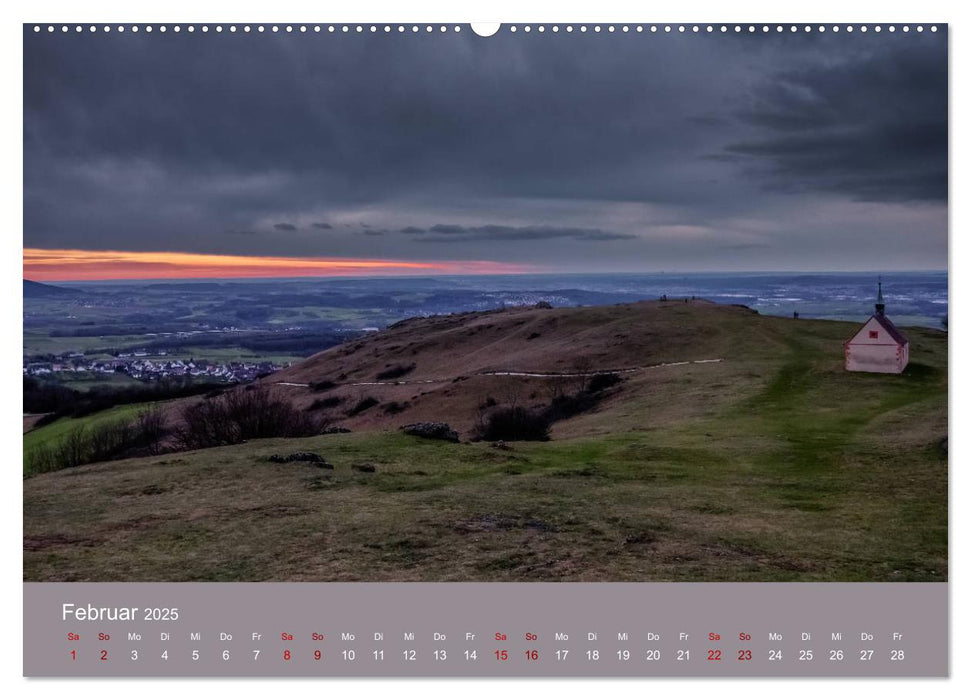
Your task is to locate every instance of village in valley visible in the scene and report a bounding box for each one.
[24,352,285,384]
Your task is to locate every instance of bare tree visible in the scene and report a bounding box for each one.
[57,425,88,469]
[137,405,167,455]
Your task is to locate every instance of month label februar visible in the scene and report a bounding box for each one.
[25,582,946,677]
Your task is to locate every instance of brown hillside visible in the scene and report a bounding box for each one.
[263,300,798,437]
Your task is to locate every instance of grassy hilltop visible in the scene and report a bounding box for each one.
[23,301,947,582]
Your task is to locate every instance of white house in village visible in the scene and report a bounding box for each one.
[844,280,909,374]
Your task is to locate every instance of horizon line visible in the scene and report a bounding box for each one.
[22,247,538,282]
[26,268,949,285]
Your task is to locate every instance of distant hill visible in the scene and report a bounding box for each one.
[23,279,78,297]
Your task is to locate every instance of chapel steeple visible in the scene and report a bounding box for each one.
[875,277,885,316]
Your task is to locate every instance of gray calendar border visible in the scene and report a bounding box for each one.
[24,582,948,678]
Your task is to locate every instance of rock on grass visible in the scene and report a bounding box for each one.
[400,422,460,443]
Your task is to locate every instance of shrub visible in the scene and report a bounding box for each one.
[136,405,167,455]
[176,386,324,449]
[475,406,550,442]
[375,363,416,381]
[347,396,379,416]
[310,380,337,392]
[472,372,623,444]
[58,426,89,470]
[545,392,599,422]
[585,372,622,394]
[24,405,171,474]
[87,420,135,463]
[307,396,343,411]
[23,375,224,418]
[26,443,57,475]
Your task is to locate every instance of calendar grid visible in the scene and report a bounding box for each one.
[24,582,947,677]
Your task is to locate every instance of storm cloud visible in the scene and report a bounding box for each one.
[724,43,947,203]
[23,26,947,272]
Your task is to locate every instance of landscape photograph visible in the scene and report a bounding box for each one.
[23,25,947,583]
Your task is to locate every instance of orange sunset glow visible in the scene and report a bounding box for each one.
[23,248,535,282]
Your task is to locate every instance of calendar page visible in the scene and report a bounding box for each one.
[21,19,948,680]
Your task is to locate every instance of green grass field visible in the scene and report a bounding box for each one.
[23,308,947,582]
[23,331,149,356]
[24,331,303,365]
[168,347,302,364]
[23,402,158,474]
[50,372,146,390]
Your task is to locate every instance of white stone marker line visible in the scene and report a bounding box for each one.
[274,359,724,388]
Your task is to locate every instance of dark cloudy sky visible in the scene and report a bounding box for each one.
[23,26,948,276]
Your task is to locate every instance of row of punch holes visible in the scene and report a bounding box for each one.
[32,24,940,35]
